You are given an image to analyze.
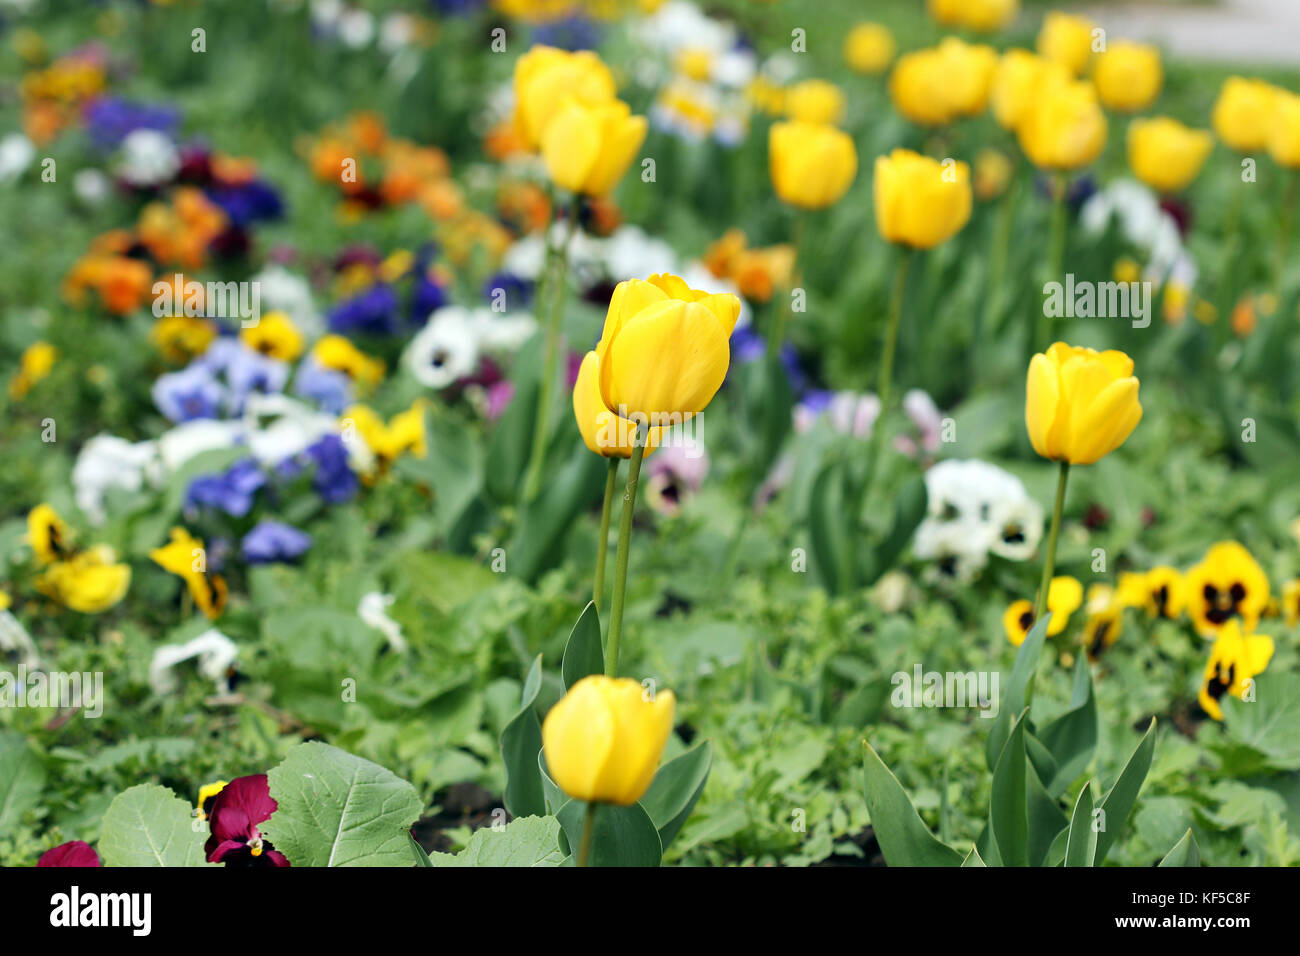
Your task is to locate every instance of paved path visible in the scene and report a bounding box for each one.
[1077,0,1300,66]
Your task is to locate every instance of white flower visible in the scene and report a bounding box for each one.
[600,225,679,279]
[337,7,375,48]
[252,265,323,339]
[73,168,112,206]
[157,419,246,472]
[987,496,1045,561]
[915,459,1044,574]
[149,629,239,695]
[0,133,36,185]
[379,12,415,54]
[634,1,736,57]
[114,129,180,187]
[913,518,989,584]
[472,310,537,354]
[404,306,481,389]
[501,235,548,281]
[358,592,406,653]
[241,393,337,465]
[72,435,160,525]
[1079,178,1191,285]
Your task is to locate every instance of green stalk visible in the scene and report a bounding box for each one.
[521,200,580,503]
[768,211,806,358]
[592,457,620,613]
[1275,169,1298,299]
[604,422,647,678]
[1034,461,1070,623]
[1037,172,1069,354]
[576,802,598,867]
[865,247,912,480]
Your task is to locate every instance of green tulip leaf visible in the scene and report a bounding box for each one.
[1064,783,1097,867]
[408,831,433,867]
[561,601,603,691]
[1095,717,1157,865]
[640,740,711,849]
[861,740,963,867]
[1026,760,1068,867]
[509,443,607,582]
[809,459,857,594]
[1157,828,1201,867]
[986,614,1050,771]
[500,654,546,819]
[1037,653,1098,796]
[557,800,662,867]
[989,710,1029,867]
[861,473,927,587]
[961,844,986,867]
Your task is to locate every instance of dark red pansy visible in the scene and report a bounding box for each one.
[38,840,102,867]
[204,773,290,867]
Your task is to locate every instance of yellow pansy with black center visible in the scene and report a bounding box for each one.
[1183,541,1269,638]
[1197,620,1274,721]
[344,399,429,474]
[1081,583,1122,661]
[1141,566,1185,619]
[27,503,74,565]
[35,545,131,614]
[150,527,227,620]
[240,310,304,362]
[1003,575,1083,645]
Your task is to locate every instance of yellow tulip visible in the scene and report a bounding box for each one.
[937,38,999,118]
[889,48,958,127]
[595,274,740,423]
[844,22,895,75]
[36,545,131,614]
[1198,620,1274,721]
[240,310,303,362]
[541,675,675,805]
[1037,11,1095,76]
[572,351,659,458]
[27,503,74,565]
[769,120,858,209]
[1127,117,1213,193]
[512,45,615,150]
[541,97,647,196]
[1211,77,1278,152]
[929,0,1018,32]
[1268,89,1300,169]
[784,79,846,126]
[1026,342,1142,465]
[874,149,972,250]
[1017,78,1107,170]
[1092,40,1162,113]
[990,49,1069,131]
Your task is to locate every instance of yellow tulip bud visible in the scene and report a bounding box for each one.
[541,97,647,196]
[512,45,616,150]
[1037,11,1096,76]
[889,48,958,127]
[1268,89,1300,169]
[1211,77,1278,152]
[1092,40,1162,113]
[1025,342,1142,466]
[930,0,1019,32]
[1016,78,1107,170]
[874,149,972,249]
[844,22,895,75]
[572,351,659,459]
[595,274,740,423]
[1127,117,1213,193]
[541,675,676,805]
[784,78,846,126]
[990,49,1070,131]
[769,120,858,209]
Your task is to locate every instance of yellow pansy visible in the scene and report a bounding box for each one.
[150,527,227,619]
[1142,566,1186,619]
[541,97,647,197]
[874,149,972,250]
[768,121,858,210]
[1026,343,1142,465]
[344,399,429,466]
[1127,117,1214,193]
[27,504,74,565]
[1198,620,1274,721]
[1092,40,1162,113]
[240,310,304,362]
[1081,583,1123,660]
[1183,542,1270,638]
[35,545,131,614]
[595,274,740,423]
[312,334,385,388]
[541,675,675,806]
[150,315,217,363]
[1003,575,1084,644]
[196,780,228,821]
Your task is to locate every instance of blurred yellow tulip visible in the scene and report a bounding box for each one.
[1212,76,1278,152]
[1017,78,1107,170]
[769,120,858,209]
[1037,11,1095,76]
[889,48,957,126]
[541,97,646,196]
[1128,117,1213,193]
[990,49,1070,131]
[784,78,846,126]
[937,38,999,118]
[572,351,659,458]
[1026,342,1142,465]
[1092,40,1162,113]
[874,149,972,250]
[844,22,895,75]
[930,0,1019,33]
[595,274,740,423]
[512,45,616,149]
[1268,89,1300,169]
[542,675,675,805]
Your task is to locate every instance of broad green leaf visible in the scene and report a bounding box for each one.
[264,742,423,867]
[561,602,603,691]
[501,655,546,818]
[556,800,662,867]
[509,442,606,582]
[986,614,1050,771]
[98,784,211,867]
[808,459,856,594]
[989,711,1028,867]
[428,816,565,867]
[1095,717,1157,865]
[1026,760,1067,867]
[639,741,711,849]
[961,844,986,867]
[1157,828,1201,867]
[1065,783,1097,867]
[1037,653,1098,796]
[861,740,963,867]
[1220,672,1300,771]
[0,731,45,837]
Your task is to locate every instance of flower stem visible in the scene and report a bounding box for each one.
[577,802,598,867]
[1034,461,1070,623]
[605,422,647,678]
[521,200,580,503]
[1037,172,1068,354]
[1275,169,1298,299]
[768,211,806,358]
[593,457,620,613]
[866,247,912,478]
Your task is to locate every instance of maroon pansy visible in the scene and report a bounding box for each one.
[204,774,290,867]
[38,840,102,867]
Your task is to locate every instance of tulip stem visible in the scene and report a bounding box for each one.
[866,247,912,478]
[1034,461,1070,623]
[593,457,620,613]
[605,422,647,678]
[1037,173,1068,354]
[577,802,598,867]
[521,198,580,503]
[769,211,807,358]
[1276,169,1298,299]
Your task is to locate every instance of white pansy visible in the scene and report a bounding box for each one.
[157,419,246,473]
[0,610,39,670]
[149,629,239,695]
[601,225,679,279]
[358,592,406,653]
[114,129,180,186]
[72,435,161,525]
[241,393,338,465]
[0,133,36,185]
[916,459,1044,575]
[73,168,112,206]
[501,234,548,281]
[337,7,375,48]
[404,306,480,389]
